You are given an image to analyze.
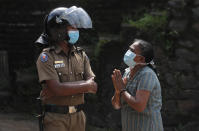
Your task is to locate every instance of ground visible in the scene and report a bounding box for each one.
[0,113,38,131]
[0,113,115,131]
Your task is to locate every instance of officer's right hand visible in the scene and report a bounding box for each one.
[40,87,54,100]
[86,78,98,94]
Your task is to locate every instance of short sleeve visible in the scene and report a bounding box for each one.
[83,52,95,79]
[36,52,59,83]
[137,71,155,92]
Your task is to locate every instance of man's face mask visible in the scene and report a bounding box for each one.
[68,30,79,44]
[123,49,137,68]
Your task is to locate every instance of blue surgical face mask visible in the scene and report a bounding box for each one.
[68,30,79,44]
[123,50,137,68]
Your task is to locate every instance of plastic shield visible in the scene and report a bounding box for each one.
[56,6,92,28]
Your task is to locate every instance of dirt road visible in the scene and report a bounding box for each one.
[0,113,117,131]
[0,113,38,131]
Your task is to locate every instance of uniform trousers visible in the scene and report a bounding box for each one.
[44,111,86,131]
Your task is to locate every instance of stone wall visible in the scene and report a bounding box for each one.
[93,0,199,130]
[162,0,199,130]
[0,0,199,130]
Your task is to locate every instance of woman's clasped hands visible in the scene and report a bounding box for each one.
[111,69,127,94]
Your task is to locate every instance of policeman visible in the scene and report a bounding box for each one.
[35,6,97,131]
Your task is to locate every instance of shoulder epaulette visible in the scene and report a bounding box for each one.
[76,46,84,52]
[42,46,54,52]
[42,48,50,52]
[75,47,85,55]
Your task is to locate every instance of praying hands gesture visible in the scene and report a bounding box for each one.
[111,69,127,109]
[111,69,127,92]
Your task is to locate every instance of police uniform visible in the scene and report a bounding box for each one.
[36,45,95,131]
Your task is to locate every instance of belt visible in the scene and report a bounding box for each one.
[44,104,84,114]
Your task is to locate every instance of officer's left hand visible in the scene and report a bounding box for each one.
[40,87,54,100]
[86,78,98,94]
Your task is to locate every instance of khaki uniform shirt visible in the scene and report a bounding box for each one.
[36,45,95,106]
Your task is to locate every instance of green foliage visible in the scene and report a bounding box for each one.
[94,39,110,57]
[92,39,110,73]
[123,10,177,56]
[168,30,179,37]
[174,123,186,131]
[165,39,174,51]
[126,11,168,32]
[163,30,179,56]
[122,7,147,22]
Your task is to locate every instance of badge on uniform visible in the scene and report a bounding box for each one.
[54,60,65,68]
[41,53,48,62]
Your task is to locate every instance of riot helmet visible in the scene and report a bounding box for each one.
[35,6,92,45]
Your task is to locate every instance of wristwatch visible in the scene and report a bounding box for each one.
[120,88,127,96]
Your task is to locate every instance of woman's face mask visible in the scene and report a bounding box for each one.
[123,49,137,68]
[68,30,79,44]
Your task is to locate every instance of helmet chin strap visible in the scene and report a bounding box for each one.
[63,31,71,47]
[68,43,73,48]
[63,40,73,50]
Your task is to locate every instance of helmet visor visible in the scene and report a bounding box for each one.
[58,6,92,28]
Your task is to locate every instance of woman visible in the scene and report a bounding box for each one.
[111,39,163,131]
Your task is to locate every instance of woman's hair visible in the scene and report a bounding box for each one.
[134,39,157,74]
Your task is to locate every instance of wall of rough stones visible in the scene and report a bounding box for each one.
[94,0,199,130]
[161,0,199,130]
[0,0,198,130]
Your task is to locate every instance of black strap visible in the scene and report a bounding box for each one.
[44,104,84,114]
[120,88,127,97]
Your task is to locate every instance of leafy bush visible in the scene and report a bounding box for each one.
[127,11,168,32]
